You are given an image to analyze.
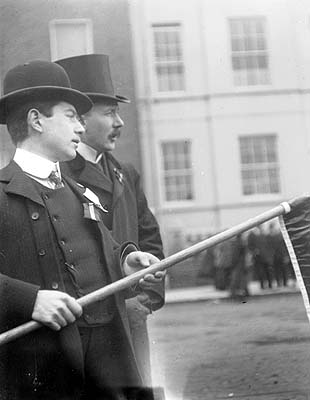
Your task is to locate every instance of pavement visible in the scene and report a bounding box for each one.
[165,280,299,304]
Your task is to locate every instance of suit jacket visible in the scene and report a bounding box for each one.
[61,152,165,309]
[0,161,142,399]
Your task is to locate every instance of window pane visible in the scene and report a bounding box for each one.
[153,24,185,92]
[161,141,193,201]
[229,17,270,86]
[50,19,93,61]
[239,135,280,195]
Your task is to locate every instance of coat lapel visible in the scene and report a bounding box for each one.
[106,153,125,208]
[62,174,88,203]
[0,161,45,207]
[80,162,113,193]
[65,153,113,193]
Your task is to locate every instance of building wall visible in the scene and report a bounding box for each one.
[0,0,141,171]
[130,0,310,254]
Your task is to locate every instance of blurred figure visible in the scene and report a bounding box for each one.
[214,238,234,290]
[198,235,216,284]
[268,222,288,287]
[248,226,273,289]
[229,233,250,300]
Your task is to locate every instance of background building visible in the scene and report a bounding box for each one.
[1,0,310,263]
[0,0,141,170]
[129,0,310,255]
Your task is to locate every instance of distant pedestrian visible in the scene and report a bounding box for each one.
[248,226,273,289]
[268,222,288,287]
[229,233,250,300]
[214,239,234,290]
[198,235,216,283]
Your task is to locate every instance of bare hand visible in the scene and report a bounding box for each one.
[123,251,159,275]
[139,271,166,290]
[32,290,83,331]
[123,251,166,289]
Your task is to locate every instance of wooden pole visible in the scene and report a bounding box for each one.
[0,201,290,346]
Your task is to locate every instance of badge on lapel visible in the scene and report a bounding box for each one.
[77,184,108,221]
[113,168,124,184]
[83,203,101,221]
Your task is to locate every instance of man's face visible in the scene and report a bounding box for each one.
[82,101,124,152]
[39,102,85,162]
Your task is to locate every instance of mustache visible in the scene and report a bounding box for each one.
[109,130,121,138]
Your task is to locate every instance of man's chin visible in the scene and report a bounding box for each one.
[61,150,77,162]
[103,144,116,152]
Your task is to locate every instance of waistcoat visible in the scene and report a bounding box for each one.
[34,181,116,325]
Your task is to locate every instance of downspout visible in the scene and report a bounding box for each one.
[197,0,221,230]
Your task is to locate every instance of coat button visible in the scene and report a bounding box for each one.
[31,212,39,220]
[60,240,66,246]
[38,249,46,256]
[51,282,59,290]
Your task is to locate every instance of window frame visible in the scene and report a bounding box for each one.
[49,18,94,61]
[160,139,195,205]
[151,22,186,95]
[228,16,270,87]
[239,134,281,199]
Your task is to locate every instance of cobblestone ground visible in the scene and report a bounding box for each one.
[148,293,310,400]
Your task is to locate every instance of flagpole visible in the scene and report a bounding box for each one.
[0,201,291,346]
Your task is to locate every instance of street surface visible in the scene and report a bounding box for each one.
[148,293,310,400]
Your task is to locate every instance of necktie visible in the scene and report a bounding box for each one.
[49,169,63,189]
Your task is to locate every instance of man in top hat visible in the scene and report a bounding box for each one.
[0,60,165,400]
[57,54,165,385]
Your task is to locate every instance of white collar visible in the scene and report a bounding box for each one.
[13,148,61,179]
[78,142,103,164]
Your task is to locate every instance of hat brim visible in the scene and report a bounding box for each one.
[0,86,93,124]
[86,93,130,105]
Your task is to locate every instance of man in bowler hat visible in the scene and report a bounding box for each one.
[0,60,165,399]
[57,54,165,385]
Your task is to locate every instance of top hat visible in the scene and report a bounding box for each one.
[0,60,93,124]
[56,54,130,105]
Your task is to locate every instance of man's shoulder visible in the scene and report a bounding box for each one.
[60,154,85,178]
[106,154,139,178]
[0,160,19,182]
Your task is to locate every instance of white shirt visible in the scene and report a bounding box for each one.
[78,142,103,164]
[13,148,62,189]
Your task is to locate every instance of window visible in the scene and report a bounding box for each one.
[49,19,93,61]
[239,135,280,196]
[152,23,185,92]
[161,140,193,201]
[229,17,270,86]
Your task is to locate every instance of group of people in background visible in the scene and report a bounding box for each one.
[199,222,294,300]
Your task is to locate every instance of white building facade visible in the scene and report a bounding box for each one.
[130,0,310,254]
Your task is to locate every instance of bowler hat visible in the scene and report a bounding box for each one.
[0,60,93,124]
[56,54,130,105]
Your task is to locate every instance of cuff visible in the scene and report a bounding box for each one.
[0,275,40,324]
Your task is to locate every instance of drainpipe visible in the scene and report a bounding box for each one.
[130,0,161,221]
[197,0,221,230]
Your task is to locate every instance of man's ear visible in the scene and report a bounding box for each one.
[27,109,43,133]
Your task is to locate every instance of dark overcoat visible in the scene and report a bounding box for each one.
[62,153,164,261]
[61,152,165,383]
[0,161,142,399]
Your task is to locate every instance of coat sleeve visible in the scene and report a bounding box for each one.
[0,274,40,330]
[131,166,165,310]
